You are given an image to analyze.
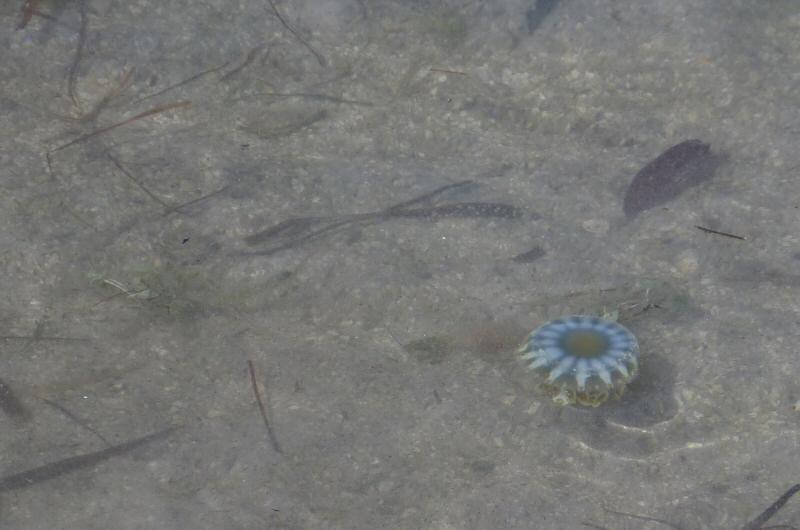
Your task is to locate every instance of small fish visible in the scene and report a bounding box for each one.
[623,139,721,217]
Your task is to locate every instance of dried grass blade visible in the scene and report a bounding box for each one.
[52,100,191,152]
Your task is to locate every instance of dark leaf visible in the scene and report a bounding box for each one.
[623,139,721,217]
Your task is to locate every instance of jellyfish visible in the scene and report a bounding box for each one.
[518,315,640,407]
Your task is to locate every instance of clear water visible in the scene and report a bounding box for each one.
[2,1,799,528]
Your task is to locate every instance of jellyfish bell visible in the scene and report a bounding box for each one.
[518,315,640,407]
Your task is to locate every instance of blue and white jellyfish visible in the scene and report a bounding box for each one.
[518,315,640,407]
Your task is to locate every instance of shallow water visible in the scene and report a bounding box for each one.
[2,1,799,528]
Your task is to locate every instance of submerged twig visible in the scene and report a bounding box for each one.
[247,360,282,454]
[66,0,88,110]
[107,151,171,209]
[108,151,232,217]
[161,183,233,216]
[40,397,111,446]
[136,61,230,103]
[741,484,800,530]
[589,483,800,530]
[220,46,263,82]
[0,427,175,492]
[695,225,746,241]
[51,100,191,152]
[265,0,325,66]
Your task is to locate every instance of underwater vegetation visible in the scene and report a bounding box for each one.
[0,428,175,493]
[518,315,639,407]
[585,482,800,530]
[623,139,722,217]
[88,261,259,318]
[243,180,525,256]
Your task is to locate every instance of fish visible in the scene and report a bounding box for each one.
[623,139,721,217]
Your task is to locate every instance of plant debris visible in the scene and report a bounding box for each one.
[623,139,722,217]
[51,100,191,152]
[741,483,800,530]
[265,0,325,66]
[584,483,800,530]
[247,360,282,454]
[695,225,746,241]
[40,398,111,446]
[242,180,525,256]
[0,427,175,492]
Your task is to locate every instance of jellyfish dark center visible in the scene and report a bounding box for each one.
[561,329,608,358]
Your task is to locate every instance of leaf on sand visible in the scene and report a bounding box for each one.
[623,139,722,217]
